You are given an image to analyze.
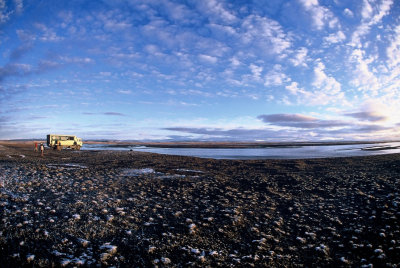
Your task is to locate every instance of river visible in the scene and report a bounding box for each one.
[81,141,400,160]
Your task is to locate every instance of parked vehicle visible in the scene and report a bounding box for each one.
[47,134,83,150]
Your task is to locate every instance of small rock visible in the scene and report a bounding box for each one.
[26,254,35,262]
[161,257,171,264]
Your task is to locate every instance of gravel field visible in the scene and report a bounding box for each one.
[0,142,399,267]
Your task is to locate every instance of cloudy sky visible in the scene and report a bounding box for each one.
[1,0,400,141]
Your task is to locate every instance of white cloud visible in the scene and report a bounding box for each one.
[144,44,164,57]
[0,0,11,24]
[290,47,308,67]
[370,0,393,25]
[198,54,218,64]
[312,61,341,95]
[350,0,393,48]
[343,8,354,17]
[350,24,369,48]
[141,18,177,48]
[298,0,339,30]
[344,99,390,122]
[349,49,379,93]
[324,30,346,44]
[14,0,23,14]
[201,0,237,23]
[249,64,263,81]
[208,23,237,36]
[100,72,111,76]
[60,56,93,64]
[343,98,400,132]
[264,65,290,87]
[179,89,212,98]
[230,57,241,67]
[285,82,301,95]
[285,81,344,106]
[361,0,373,20]
[33,23,64,42]
[97,10,132,32]
[118,90,132,95]
[299,0,319,10]
[163,1,194,23]
[241,15,291,56]
[16,29,36,42]
[0,0,23,26]
[386,25,400,68]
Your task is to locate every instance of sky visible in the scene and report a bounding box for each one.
[1,0,400,141]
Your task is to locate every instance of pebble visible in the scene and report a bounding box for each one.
[161,257,171,264]
[26,254,35,262]
[0,146,399,267]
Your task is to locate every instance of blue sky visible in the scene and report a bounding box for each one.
[1,0,400,141]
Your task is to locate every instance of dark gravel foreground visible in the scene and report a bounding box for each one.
[0,143,399,267]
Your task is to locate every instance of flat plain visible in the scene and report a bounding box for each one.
[0,141,399,267]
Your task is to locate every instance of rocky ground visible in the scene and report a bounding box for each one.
[0,142,399,267]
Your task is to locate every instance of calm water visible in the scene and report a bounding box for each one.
[82,142,400,160]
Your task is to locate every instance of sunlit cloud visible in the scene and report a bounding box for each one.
[343,110,388,123]
[258,114,347,129]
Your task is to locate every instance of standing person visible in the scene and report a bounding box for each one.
[40,143,44,157]
[34,142,38,152]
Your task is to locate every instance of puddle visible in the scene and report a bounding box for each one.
[46,163,88,169]
[5,155,26,159]
[176,168,204,174]
[121,168,155,176]
[158,174,186,179]
[121,168,186,179]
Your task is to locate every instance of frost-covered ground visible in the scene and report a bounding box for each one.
[0,143,399,267]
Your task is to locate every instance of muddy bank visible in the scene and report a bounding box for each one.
[0,142,399,267]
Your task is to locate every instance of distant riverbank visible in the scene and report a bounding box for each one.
[82,141,400,159]
[83,140,396,148]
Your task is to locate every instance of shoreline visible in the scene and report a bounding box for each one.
[2,139,399,148]
[85,140,400,149]
[0,142,399,266]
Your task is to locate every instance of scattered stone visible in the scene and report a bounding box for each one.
[0,143,400,267]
